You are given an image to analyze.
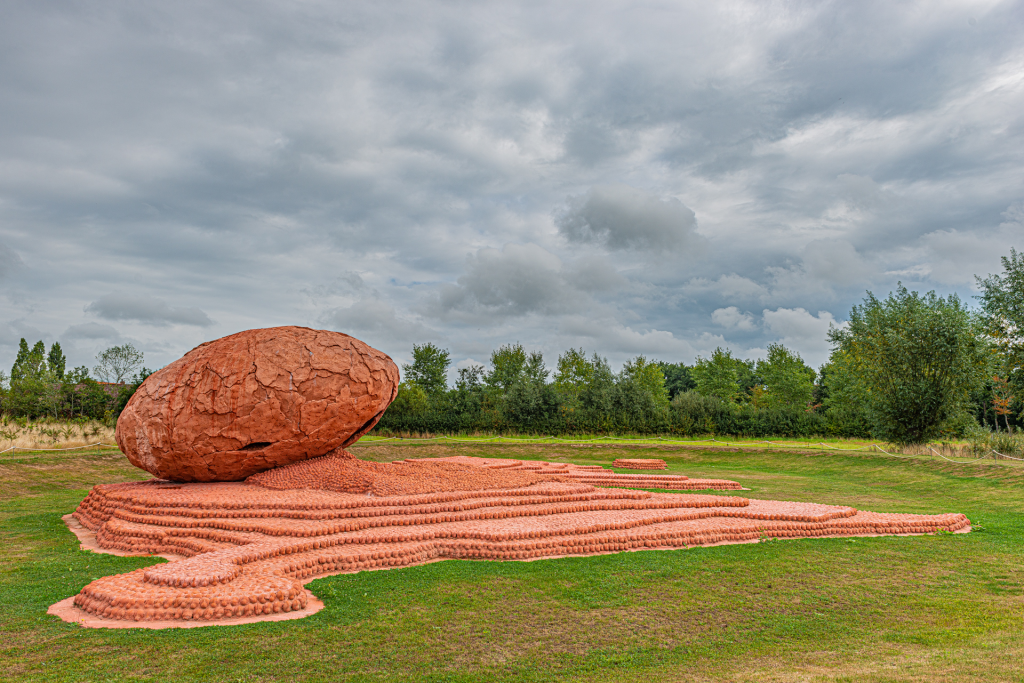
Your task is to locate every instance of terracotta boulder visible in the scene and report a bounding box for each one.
[115,326,399,482]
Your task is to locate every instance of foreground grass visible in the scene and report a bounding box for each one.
[1,443,1023,682]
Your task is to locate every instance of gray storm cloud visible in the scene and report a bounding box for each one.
[321,298,431,347]
[63,322,121,340]
[85,294,213,327]
[437,244,579,319]
[0,1,1021,373]
[557,185,702,252]
[0,242,24,279]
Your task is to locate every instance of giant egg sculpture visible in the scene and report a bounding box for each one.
[115,326,399,482]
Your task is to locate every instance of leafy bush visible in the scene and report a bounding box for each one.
[966,426,1024,457]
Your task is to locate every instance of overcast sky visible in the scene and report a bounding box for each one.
[1,0,1022,380]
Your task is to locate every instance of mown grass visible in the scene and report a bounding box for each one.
[1,443,1023,682]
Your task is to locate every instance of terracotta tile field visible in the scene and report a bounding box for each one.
[52,454,970,629]
[612,458,668,470]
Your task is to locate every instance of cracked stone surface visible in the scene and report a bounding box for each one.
[56,456,969,628]
[115,326,399,482]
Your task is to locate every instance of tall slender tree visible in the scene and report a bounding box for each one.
[10,338,30,381]
[47,342,66,380]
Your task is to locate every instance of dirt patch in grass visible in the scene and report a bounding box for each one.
[648,635,1024,683]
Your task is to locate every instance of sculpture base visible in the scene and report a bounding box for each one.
[52,456,969,629]
[48,591,324,629]
[613,458,668,470]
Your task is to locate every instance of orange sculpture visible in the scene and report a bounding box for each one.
[49,327,971,629]
[115,327,399,482]
[613,458,667,470]
[52,455,969,628]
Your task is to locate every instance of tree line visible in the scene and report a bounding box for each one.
[378,250,1023,444]
[0,341,150,421]
[2,249,1019,444]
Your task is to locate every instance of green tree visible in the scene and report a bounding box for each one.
[552,349,617,419]
[523,351,548,383]
[554,348,593,407]
[976,248,1024,430]
[94,344,144,383]
[401,343,451,395]
[485,343,528,391]
[455,365,484,392]
[828,284,990,444]
[389,382,431,416]
[6,339,56,417]
[733,357,760,401]
[755,343,816,408]
[613,356,670,429]
[10,338,30,381]
[29,341,46,374]
[976,248,1024,369]
[492,350,556,430]
[657,361,695,399]
[580,353,616,415]
[66,365,90,384]
[691,347,741,401]
[450,365,486,416]
[47,342,66,380]
[618,356,669,409]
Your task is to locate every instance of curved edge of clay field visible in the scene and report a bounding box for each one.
[50,512,968,630]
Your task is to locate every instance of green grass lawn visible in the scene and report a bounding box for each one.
[2,443,1022,682]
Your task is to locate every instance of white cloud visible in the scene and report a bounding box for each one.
[0,319,47,347]
[762,307,844,367]
[454,357,486,371]
[562,254,627,292]
[766,240,873,301]
[557,314,698,359]
[711,306,756,331]
[915,208,1024,286]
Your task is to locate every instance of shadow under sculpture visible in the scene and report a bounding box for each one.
[50,327,970,628]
